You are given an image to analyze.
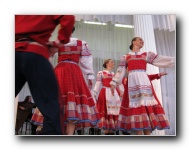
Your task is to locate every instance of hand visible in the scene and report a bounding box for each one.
[93,92,97,100]
[160,72,167,77]
[123,78,127,85]
[46,41,59,57]
[51,39,65,47]
[88,79,93,90]
[19,106,25,110]
[120,92,124,98]
[48,46,59,57]
[46,41,54,46]
[110,84,115,96]
[92,90,98,101]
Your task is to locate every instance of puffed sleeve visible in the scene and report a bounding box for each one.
[117,83,124,95]
[146,51,175,68]
[93,71,103,96]
[53,15,75,46]
[110,55,127,86]
[79,41,95,80]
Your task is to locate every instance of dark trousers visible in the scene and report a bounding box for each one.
[15,52,62,135]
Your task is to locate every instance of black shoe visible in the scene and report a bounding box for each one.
[122,131,130,135]
[96,129,101,135]
[89,128,95,135]
[77,130,82,135]
[109,132,115,135]
[116,130,119,135]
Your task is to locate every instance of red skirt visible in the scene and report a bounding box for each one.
[54,62,100,131]
[117,80,170,132]
[30,107,44,126]
[96,88,118,130]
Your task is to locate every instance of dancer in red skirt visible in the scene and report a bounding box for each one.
[93,59,124,135]
[30,107,44,134]
[121,71,168,135]
[54,28,100,135]
[110,37,175,135]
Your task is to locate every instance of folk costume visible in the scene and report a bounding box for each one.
[93,70,123,131]
[31,107,44,127]
[111,51,175,132]
[54,38,100,133]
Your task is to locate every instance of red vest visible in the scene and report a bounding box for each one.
[58,40,82,63]
[126,52,147,71]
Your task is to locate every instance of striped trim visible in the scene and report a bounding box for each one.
[127,58,146,62]
[61,60,78,65]
[62,92,92,99]
[128,85,152,91]
[129,69,146,73]
[130,93,153,99]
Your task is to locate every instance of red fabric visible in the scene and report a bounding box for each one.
[148,74,161,80]
[57,15,75,44]
[15,43,49,59]
[55,62,95,106]
[31,107,44,126]
[101,71,112,87]
[96,71,119,130]
[96,88,119,130]
[122,78,125,85]
[54,62,100,133]
[127,60,146,71]
[58,54,80,63]
[118,73,170,131]
[58,40,82,63]
[126,52,147,71]
[15,15,75,59]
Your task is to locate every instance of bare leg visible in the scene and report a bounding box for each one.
[95,128,101,135]
[143,129,151,135]
[136,130,143,135]
[109,131,115,135]
[115,130,119,135]
[66,121,75,135]
[36,125,43,131]
[104,130,109,134]
[36,125,43,135]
